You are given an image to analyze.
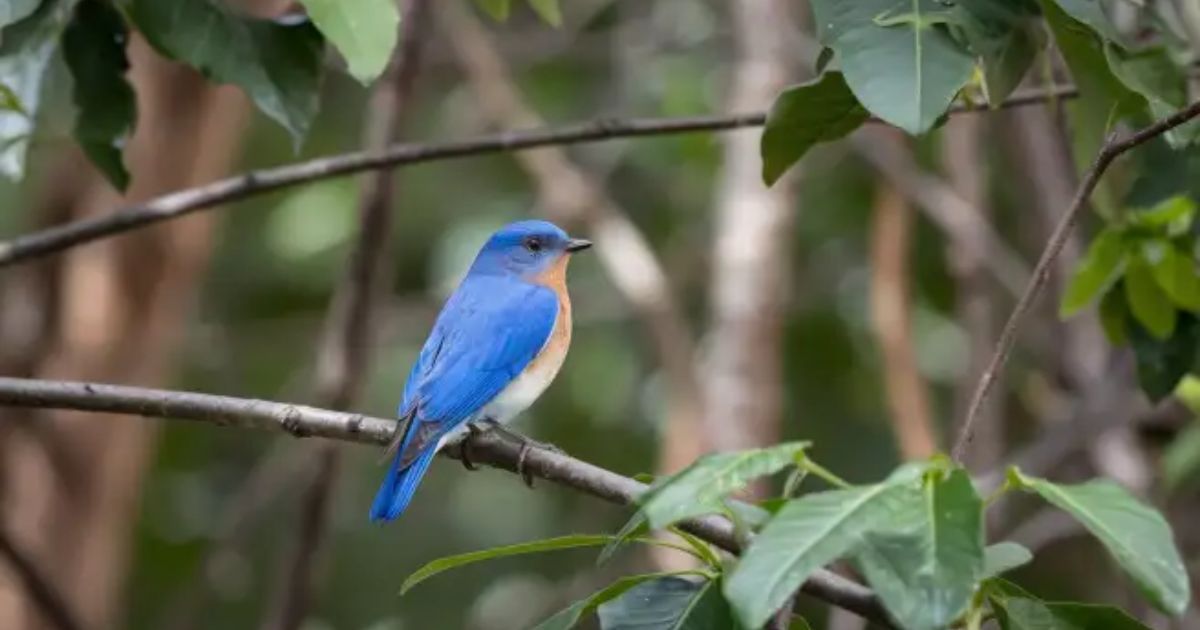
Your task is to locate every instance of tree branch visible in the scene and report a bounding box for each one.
[0,85,1077,270]
[0,376,891,626]
[953,99,1200,463]
[0,525,83,630]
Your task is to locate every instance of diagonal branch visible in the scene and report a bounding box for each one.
[0,525,83,630]
[953,99,1200,463]
[0,86,1077,269]
[0,376,891,626]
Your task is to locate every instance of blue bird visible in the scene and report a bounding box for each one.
[370,220,592,521]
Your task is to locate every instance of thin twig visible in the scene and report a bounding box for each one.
[0,85,1078,269]
[0,525,83,630]
[264,2,431,629]
[0,376,891,626]
[953,99,1200,463]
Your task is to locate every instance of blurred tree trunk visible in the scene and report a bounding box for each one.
[704,0,799,454]
[0,34,250,630]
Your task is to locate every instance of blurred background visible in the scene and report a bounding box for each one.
[1,0,1198,629]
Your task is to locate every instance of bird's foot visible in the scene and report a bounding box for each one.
[517,442,535,488]
[458,423,485,471]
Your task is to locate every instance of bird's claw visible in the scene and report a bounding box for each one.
[459,423,486,471]
[517,442,535,488]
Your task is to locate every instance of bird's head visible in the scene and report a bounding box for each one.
[469,220,591,280]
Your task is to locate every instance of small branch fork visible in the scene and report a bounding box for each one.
[0,85,1076,269]
[0,376,892,627]
[953,99,1200,463]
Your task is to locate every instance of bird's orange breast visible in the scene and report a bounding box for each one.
[528,253,573,374]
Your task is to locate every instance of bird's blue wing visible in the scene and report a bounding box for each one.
[371,275,558,520]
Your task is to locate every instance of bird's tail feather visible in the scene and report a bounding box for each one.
[370,424,439,522]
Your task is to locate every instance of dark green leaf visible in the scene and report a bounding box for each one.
[723,465,926,629]
[1126,141,1200,208]
[62,0,135,191]
[128,0,323,148]
[1011,470,1191,614]
[1130,312,1200,401]
[1098,285,1129,345]
[597,576,739,630]
[1107,46,1199,147]
[0,0,73,180]
[993,597,1153,630]
[760,72,868,185]
[0,0,40,29]
[527,0,561,27]
[401,535,696,595]
[1163,419,1200,492]
[298,0,398,84]
[1059,228,1126,317]
[952,0,1043,103]
[474,0,510,21]
[534,572,704,630]
[1151,245,1200,311]
[983,542,1033,578]
[1046,0,1124,44]
[637,442,808,529]
[1125,252,1176,339]
[853,469,984,630]
[809,0,974,134]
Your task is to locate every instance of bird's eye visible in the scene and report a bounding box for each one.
[524,237,543,253]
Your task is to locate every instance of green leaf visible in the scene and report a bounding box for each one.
[853,469,984,630]
[760,72,869,185]
[1098,285,1129,345]
[401,535,695,595]
[474,0,510,21]
[1163,419,1200,492]
[1151,245,1200,311]
[527,0,561,27]
[723,468,923,629]
[1125,252,1177,339]
[128,0,323,149]
[0,82,23,114]
[62,0,135,191]
[534,572,704,630]
[993,597,1154,630]
[1046,0,1124,44]
[1059,228,1126,317]
[297,0,398,84]
[1011,471,1191,614]
[952,0,1043,103]
[637,442,809,529]
[1130,312,1200,401]
[1131,195,1197,235]
[597,576,739,630]
[809,0,974,134]
[0,0,73,180]
[1107,46,1199,148]
[0,0,40,29]
[983,542,1033,579]
[1126,141,1200,209]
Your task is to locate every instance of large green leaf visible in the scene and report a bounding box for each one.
[637,442,808,529]
[0,0,74,180]
[809,0,974,134]
[128,0,323,148]
[62,0,135,191]
[1129,312,1200,401]
[982,542,1033,579]
[1046,0,1124,44]
[1107,46,1199,147]
[952,0,1042,103]
[533,572,705,630]
[597,576,739,630]
[723,465,925,629]
[760,72,868,185]
[1151,244,1200,311]
[993,597,1153,630]
[853,469,984,630]
[1011,471,1191,614]
[401,535,694,595]
[1124,251,1176,339]
[1130,195,1197,235]
[0,0,39,29]
[297,0,398,85]
[1059,228,1126,317]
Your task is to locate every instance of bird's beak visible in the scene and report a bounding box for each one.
[565,238,592,253]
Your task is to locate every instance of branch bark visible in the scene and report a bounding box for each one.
[0,376,892,627]
[0,86,1078,270]
[954,99,1200,463]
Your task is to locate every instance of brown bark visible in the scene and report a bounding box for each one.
[0,34,250,630]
